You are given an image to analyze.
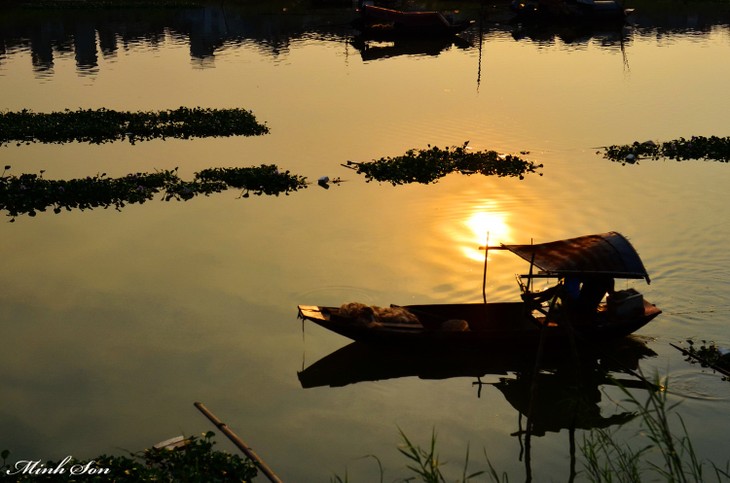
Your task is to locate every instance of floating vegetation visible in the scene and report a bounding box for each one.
[601,136,730,164]
[343,143,542,185]
[0,165,306,221]
[672,339,730,381]
[195,166,306,197]
[0,107,269,146]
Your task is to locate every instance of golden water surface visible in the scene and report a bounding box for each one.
[1,4,730,480]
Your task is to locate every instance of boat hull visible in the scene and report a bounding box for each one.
[298,300,661,349]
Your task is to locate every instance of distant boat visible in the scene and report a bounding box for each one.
[352,3,474,38]
[510,0,631,22]
[297,232,661,349]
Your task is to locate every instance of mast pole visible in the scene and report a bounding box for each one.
[482,231,490,304]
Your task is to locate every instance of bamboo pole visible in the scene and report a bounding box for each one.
[194,402,283,483]
[482,232,490,305]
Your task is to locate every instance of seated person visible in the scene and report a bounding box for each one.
[521,277,575,319]
[522,276,577,305]
[523,274,614,325]
[574,274,615,323]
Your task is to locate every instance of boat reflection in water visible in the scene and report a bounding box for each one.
[350,34,472,62]
[299,336,657,480]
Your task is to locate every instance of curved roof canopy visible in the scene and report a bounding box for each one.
[502,232,651,283]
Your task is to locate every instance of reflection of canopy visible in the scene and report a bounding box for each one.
[502,232,650,283]
[494,375,637,436]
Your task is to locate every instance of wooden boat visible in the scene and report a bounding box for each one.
[297,232,661,349]
[352,4,474,38]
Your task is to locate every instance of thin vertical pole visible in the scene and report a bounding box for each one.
[482,231,490,304]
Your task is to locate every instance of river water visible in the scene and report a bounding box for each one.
[1,2,730,481]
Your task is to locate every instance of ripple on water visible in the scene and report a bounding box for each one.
[295,284,380,307]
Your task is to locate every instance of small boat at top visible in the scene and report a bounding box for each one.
[352,1,474,39]
[297,232,661,349]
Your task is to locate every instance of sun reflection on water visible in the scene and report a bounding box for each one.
[462,207,511,262]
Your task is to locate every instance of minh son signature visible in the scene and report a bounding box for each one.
[5,456,110,477]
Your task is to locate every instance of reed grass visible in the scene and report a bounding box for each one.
[580,375,730,483]
[333,375,729,483]
[396,427,477,482]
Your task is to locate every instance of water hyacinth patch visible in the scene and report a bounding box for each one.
[0,165,307,221]
[195,166,307,197]
[0,168,178,220]
[344,143,542,185]
[600,135,730,164]
[0,107,269,146]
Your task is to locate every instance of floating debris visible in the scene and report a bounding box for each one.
[343,143,542,185]
[0,164,306,221]
[671,339,730,381]
[0,107,269,146]
[600,136,730,164]
[315,176,344,189]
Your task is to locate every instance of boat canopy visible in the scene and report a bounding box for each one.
[501,232,651,283]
